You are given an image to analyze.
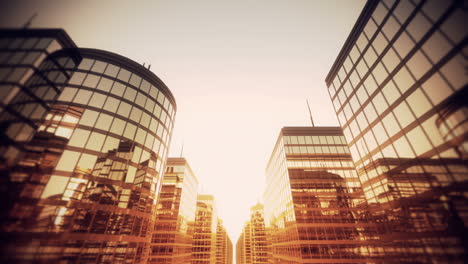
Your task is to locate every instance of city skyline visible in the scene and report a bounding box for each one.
[0,0,367,242]
[1,1,466,263]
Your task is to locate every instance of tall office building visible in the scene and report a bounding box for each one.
[0,29,81,166]
[236,221,252,264]
[0,30,81,239]
[236,204,268,264]
[249,204,267,264]
[148,157,199,263]
[0,29,177,263]
[216,219,233,264]
[192,194,218,264]
[325,0,467,263]
[264,127,380,263]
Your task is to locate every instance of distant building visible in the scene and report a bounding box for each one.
[236,221,252,264]
[148,157,199,264]
[325,0,467,263]
[216,219,233,264]
[263,127,378,263]
[236,203,268,264]
[0,28,177,263]
[193,194,218,264]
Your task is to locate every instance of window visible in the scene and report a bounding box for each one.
[117,68,131,82]
[58,87,77,101]
[129,74,142,88]
[88,92,106,108]
[79,110,99,127]
[393,136,415,158]
[364,47,378,67]
[124,123,137,140]
[95,113,113,131]
[124,87,137,101]
[111,82,126,97]
[407,126,432,156]
[393,102,415,128]
[97,77,113,92]
[117,102,131,118]
[382,113,400,137]
[372,62,387,85]
[406,13,432,42]
[382,16,400,40]
[440,9,465,43]
[421,73,451,105]
[393,66,414,94]
[364,18,378,39]
[104,64,119,77]
[440,54,465,90]
[41,175,68,198]
[110,118,125,136]
[373,32,388,55]
[86,132,105,151]
[103,96,119,112]
[130,107,142,123]
[364,103,378,124]
[393,31,413,58]
[55,150,80,172]
[69,72,85,85]
[73,89,92,105]
[381,81,400,105]
[393,0,414,24]
[406,51,431,79]
[422,31,452,64]
[382,48,399,73]
[78,59,94,70]
[406,89,432,118]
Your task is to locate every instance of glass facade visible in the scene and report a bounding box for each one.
[236,221,252,264]
[148,157,199,264]
[236,204,268,264]
[0,34,177,263]
[263,127,380,263]
[216,219,233,264]
[192,194,218,264]
[250,204,267,264]
[0,29,80,165]
[325,0,467,263]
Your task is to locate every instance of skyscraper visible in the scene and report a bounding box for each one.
[325,0,467,262]
[0,29,177,263]
[263,127,378,263]
[236,221,252,264]
[0,29,81,165]
[148,157,199,264]
[249,204,267,264]
[236,203,268,264]
[193,194,218,264]
[216,219,233,264]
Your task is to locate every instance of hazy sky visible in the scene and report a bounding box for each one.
[1,0,365,246]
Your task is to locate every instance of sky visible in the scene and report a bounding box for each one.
[1,0,366,249]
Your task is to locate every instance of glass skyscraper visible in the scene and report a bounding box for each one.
[216,219,233,264]
[148,157,199,264]
[236,221,252,264]
[263,127,375,263]
[192,194,218,264]
[325,0,467,263]
[236,203,268,264]
[0,29,177,263]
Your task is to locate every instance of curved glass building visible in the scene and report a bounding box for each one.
[1,35,177,263]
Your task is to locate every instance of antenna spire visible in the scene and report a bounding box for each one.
[180,141,184,157]
[306,99,315,127]
[23,13,38,28]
